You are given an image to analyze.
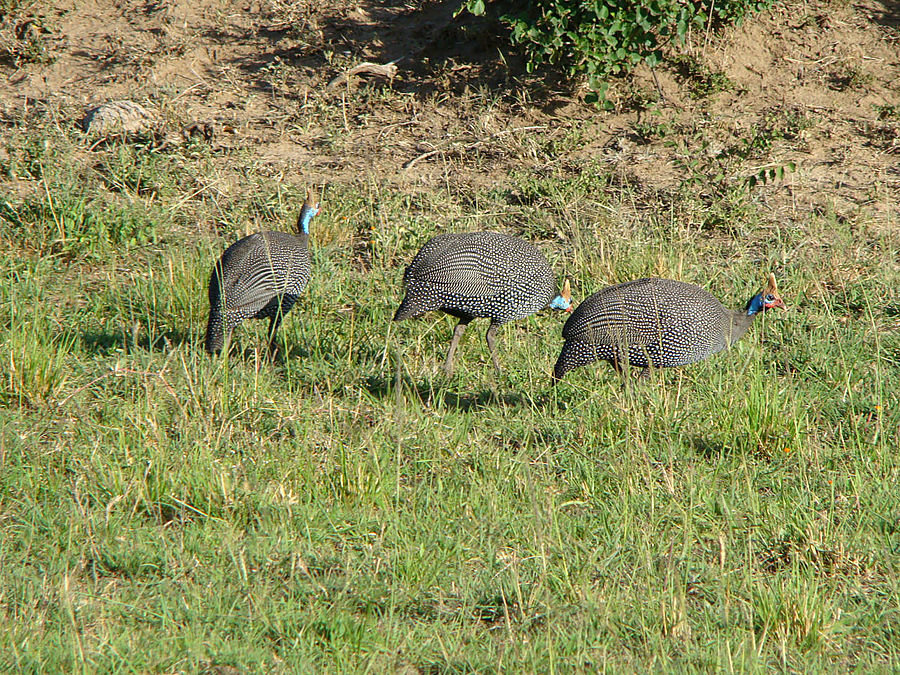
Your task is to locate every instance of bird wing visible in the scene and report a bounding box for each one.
[216,233,307,314]
[404,233,534,297]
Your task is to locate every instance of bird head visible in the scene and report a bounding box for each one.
[746,273,786,315]
[298,188,321,234]
[550,279,573,312]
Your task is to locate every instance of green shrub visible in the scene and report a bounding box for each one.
[463,0,773,103]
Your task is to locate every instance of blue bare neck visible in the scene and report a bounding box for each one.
[549,294,571,311]
[745,293,765,316]
[298,205,318,234]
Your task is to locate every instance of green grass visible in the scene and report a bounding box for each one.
[1,110,898,674]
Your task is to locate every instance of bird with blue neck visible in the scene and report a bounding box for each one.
[205,188,320,356]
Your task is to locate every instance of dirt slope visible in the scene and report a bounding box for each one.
[1,0,898,225]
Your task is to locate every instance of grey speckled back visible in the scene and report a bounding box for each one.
[555,278,732,378]
[393,230,571,374]
[395,231,558,324]
[212,231,311,316]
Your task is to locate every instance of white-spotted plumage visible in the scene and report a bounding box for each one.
[554,276,784,380]
[395,231,570,373]
[205,193,319,354]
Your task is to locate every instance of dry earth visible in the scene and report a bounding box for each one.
[0,0,898,225]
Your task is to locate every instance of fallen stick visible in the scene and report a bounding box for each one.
[402,125,548,170]
[326,60,399,90]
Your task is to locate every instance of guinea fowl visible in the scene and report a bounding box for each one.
[394,231,572,374]
[553,273,785,381]
[205,189,319,355]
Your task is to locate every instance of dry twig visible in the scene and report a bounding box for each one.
[402,126,548,170]
[326,60,399,91]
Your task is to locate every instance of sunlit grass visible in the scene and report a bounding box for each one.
[0,105,898,674]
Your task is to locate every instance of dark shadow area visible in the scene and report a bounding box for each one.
[202,340,312,366]
[689,434,785,462]
[270,341,312,362]
[471,593,521,624]
[364,372,524,411]
[416,661,489,675]
[77,329,192,355]
[205,0,580,108]
[773,357,803,377]
[688,435,729,460]
[199,24,319,97]
[872,0,900,29]
[827,72,855,92]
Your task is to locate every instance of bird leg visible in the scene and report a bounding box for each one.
[219,324,235,356]
[443,319,470,374]
[267,312,284,358]
[485,323,502,375]
[613,359,651,381]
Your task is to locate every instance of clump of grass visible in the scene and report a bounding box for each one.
[0,194,160,256]
[751,578,846,654]
[1,323,74,407]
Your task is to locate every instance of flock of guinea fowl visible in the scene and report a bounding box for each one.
[204,188,786,383]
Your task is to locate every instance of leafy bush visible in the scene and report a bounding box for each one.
[463,0,773,103]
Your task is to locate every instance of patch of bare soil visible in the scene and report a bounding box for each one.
[1,0,898,225]
[600,0,900,226]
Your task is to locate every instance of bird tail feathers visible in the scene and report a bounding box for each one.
[205,311,225,354]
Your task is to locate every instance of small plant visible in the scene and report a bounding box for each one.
[745,161,797,189]
[829,64,874,91]
[259,56,293,98]
[875,104,900,121]
[94,144,171,199]
[774,107,817,140]
[670,53,733,98]
[633,120,673,142]
[723,108,814,161]
[462,0,772,103]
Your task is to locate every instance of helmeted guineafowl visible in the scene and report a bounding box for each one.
[553,273,785,381]
[205,189,320,355]
[394,231,573,373]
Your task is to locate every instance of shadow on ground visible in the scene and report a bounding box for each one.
[210,0,576,105]
[364,372,527,411]
[78,329,193,355]
[872,0,900,28]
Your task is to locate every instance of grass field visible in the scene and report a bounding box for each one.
[1,82,899,672]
